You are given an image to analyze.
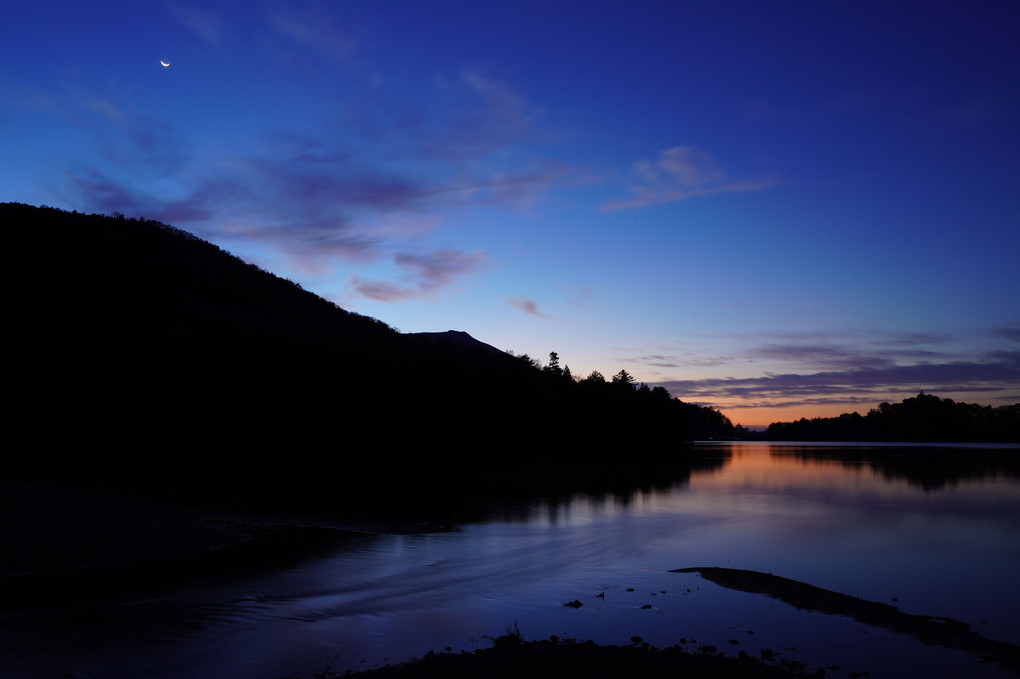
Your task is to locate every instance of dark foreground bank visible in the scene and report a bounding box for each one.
[332,636,818,679]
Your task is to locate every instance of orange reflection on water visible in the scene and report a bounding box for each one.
[690,441,879,490]
[685,441,1020,504]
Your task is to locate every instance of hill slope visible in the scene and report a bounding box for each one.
[3,203,728,514]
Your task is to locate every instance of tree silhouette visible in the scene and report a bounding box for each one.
[612,369,635,385]
[544,351,562,376]
[766,392,1019,442]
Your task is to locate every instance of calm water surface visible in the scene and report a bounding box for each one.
[4,442,1019,679]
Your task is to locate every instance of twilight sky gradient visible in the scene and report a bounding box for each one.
[3,1,1018,426]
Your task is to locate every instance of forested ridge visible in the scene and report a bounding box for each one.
[4,203,741,515]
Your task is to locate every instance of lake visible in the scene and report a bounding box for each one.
[3,442,1019,679]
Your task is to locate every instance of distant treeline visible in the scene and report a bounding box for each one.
[4,203,744,516]
[766,392,1020,442]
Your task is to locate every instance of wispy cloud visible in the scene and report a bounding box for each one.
[163,2,228,49]
[50,57,568,300]
[997,326,1020,343]
[394,250,489,292]
[619,352,736,370]
[45,83,190,175]
[658,357,1020,411]
[628,354,681,369]
[710,329,958,371]
[348,276,419,302]
[600,146,773,211]
[66,167,219,223]
[426,70,540,161]
[242,154,430,213]
[628,328,1019,414]
[267,6,359,63]
[349,249,489,302]
[240,221,382,267]
[506,296,549,318]
[754,343,898,371]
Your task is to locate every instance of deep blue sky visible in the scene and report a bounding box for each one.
[3,1,1018,425]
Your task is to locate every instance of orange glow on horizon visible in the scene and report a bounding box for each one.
[716,390,1020,429]
[719,403,875,429]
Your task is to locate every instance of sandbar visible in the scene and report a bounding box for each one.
[671,567,1020,676]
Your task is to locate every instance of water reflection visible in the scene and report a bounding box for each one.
[762,442,1020,491]
[4,443,1020,679]
[469,448,731,524]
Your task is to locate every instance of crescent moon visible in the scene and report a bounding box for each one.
[160,60,170,67]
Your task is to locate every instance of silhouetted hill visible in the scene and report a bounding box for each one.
[4,203,737,515]
[6,203,398,445]
[410,330,511,358]
[766,393,1019,443]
